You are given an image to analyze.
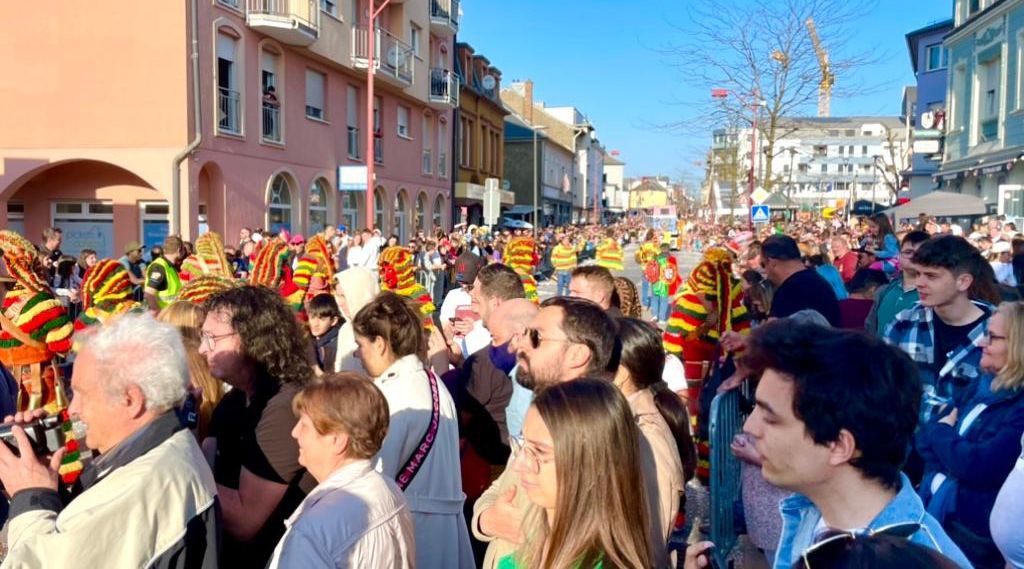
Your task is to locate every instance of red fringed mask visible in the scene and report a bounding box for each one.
[382,264,399,290]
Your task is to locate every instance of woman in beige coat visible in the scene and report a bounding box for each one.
[612,317,697,556]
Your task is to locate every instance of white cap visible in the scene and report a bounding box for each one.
[992,241,1012,254]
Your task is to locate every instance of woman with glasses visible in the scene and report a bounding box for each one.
[352,291,474,569]
[613,318,695,557]
[916,301,1024,568]
[502,379,653,569]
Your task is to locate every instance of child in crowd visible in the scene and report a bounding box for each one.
[307,294,342,374]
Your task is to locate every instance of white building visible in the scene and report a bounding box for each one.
[603,153,627,215]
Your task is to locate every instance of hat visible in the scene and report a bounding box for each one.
[337,224,347,232]
[992,241,1012,254]
[454,252,485,285]
[123,241,144,255]
[289,234,306,246]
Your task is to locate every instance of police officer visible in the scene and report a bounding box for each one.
[144,235,183,311]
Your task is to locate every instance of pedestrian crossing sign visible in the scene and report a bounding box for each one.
[751,205,770,223]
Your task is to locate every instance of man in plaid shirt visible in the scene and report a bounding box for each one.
[883,235,993,424]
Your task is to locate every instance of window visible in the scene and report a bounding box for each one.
[305,70,325,120]
[438,119,448,178]
[828,129,839,137]
[261,51,281,142]
[848,145,854,155]
[374,189,385,231]
[845,129,856,137]
[394,192,407,242]
[1017,32,1024,112]
[373,96,383,163]
[950,63,966,130]
[482,126,490,172]
[862,145,868,155]
[347,86,360,158]
[140,202,170,249]
[53,201,115,258]
[320,0,337,16]
[349,0,359,23]
[410,24,421,57]
[977,56,1002,143]
[813,144,827,156]
[838,145,844,155]
[820,163,827,173]
[397,105,410,138]
[309,180,329,234]
[415,193,427,233]
[925,44,947,72]
[268,174,293,232]
[216,32,241,134]
[460,117,473,167]
[422,115,433,174]
[218,0,239,8]
[6,202,24,237]
[341,192,359,231]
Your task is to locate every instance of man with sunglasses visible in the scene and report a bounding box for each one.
[471,297,618,569]
[685,321,970,569]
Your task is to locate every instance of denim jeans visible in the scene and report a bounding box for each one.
[651,294,670,322]
[556,270,572,296]
[641,279,652,308]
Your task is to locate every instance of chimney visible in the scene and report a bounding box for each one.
[524,80,534,124]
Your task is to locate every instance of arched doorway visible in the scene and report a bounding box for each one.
[374,186,387,233]
[432,193,445,232]
[267,173,295,233]
[394,189,408,243]
[308,178,330,234]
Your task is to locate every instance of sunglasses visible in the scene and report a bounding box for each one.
[525,328,571,350]
[800,522,936,568]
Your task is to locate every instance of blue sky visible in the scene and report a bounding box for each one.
[461,0,952,188]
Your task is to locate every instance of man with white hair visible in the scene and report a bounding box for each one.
[0,313,218,568]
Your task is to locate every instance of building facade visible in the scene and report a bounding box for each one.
[937,0,1024,225]
[905,19,954,197]
[0,0,459,257]
[503,113,574,227]
[452,42,512,226]
[603,153,628,217]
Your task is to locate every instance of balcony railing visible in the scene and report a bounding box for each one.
[428,68,459,108]
[352,26,413,86]
[262,103,281,143]
[430,0,459,35]
[246,0,319,46]
[218,88,241,134]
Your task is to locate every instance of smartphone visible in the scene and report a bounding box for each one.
[455,305,476,322]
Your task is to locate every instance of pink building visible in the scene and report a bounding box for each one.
[0,0,459,257]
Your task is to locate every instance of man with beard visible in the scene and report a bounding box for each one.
[471,297,617,569]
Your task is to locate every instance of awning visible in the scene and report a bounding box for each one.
[934,152,1023,181]
[882,190,987,219]
[504,205,534,215]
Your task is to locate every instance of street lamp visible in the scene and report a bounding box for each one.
[711,88,766,230]
[532,124,547,238]
[872,154,882,211]
[364,0,392,231]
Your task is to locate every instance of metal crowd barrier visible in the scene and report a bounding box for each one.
[709,387,745,568]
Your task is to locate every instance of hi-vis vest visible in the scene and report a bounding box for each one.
[150,257,182,309]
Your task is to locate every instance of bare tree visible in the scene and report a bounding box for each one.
[665,0,881,191]
[875,125,909,200]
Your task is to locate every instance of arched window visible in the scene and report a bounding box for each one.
[268,174,293,233]
[341,191,359,231]
[415,192,427,234]
[308,179,329,234]
[432,194,445,231]
[394,191,408,243]
[374,187,386,232]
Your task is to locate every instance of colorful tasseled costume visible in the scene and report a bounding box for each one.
[289,235,336,311]
[179,232,233,282]
[249,237,293,290]
[595,236,624,271]
[0,230,82,483]
[503,236,539,303]
[662,247,750,484]
[378,246,435,326]
[178,275,240,305]
[73,260,144,345]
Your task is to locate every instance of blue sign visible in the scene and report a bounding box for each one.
[751,205,771,223]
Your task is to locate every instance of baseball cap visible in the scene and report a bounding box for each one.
[992,241,1012,254]
[123,241,144,255]
[454,252,485,285]
[337,224,347,232]
[289,234,306,246]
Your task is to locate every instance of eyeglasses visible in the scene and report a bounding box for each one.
[800,522,937,568]
[526,328,571,350]
[200,331,237,350]
[510,435,554,474]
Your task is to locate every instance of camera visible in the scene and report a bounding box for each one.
[0,416,65,457]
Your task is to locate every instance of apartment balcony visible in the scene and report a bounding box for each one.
[428,68,458,109]
[246,0,319,47]
[430,0,459,36]
[352,26,413,88]
[262,103,282,143]
[218,88,241,134]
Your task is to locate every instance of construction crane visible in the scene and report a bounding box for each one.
[805,17,834,117]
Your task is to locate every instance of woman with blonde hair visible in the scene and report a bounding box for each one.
[505,379,653,569]
[158,301,224,439]
[917,301,1024,568]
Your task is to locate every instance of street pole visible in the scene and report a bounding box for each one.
[365,0,391,231]
[748,94,759,231]
[532,126,538,238]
